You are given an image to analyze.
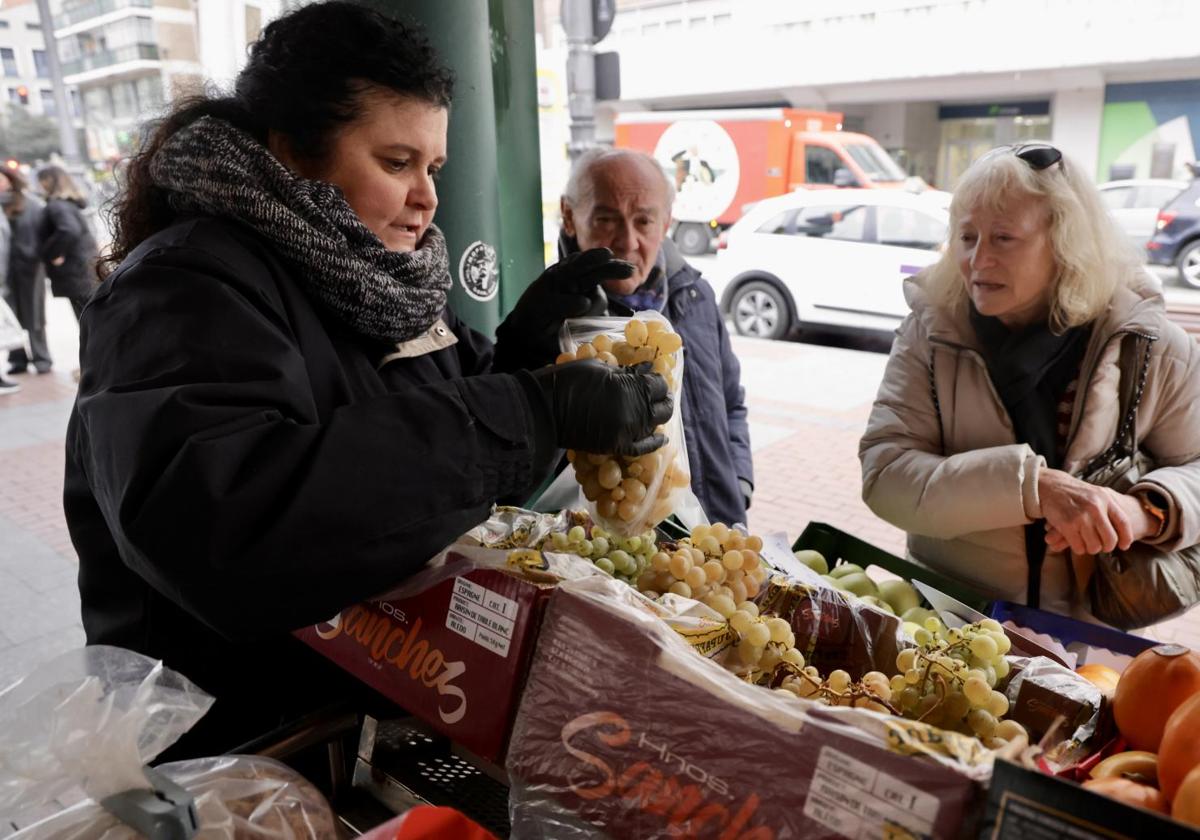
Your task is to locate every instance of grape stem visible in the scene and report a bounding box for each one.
[916,672,948,723]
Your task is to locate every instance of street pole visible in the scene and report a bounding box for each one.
[35,0,83,165]
[561,0,595,162]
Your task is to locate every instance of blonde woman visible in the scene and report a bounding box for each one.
[36,164,97,318]
[859,144,1200,620]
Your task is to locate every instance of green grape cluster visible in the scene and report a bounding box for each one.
[890,616,1027,745]
[548,523,660,584]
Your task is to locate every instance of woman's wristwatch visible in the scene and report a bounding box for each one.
[1137,489,1169,540]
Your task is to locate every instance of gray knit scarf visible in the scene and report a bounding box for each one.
[149,116,451,344]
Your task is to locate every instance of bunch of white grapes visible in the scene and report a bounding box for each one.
[559,319,688,532]
[548,523,659,585]
[890,616,1027,746]
[776,664,897,714]
[636,523,770,608]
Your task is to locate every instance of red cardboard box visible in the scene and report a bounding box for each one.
[507,577,991,839]
[295,547,562,763]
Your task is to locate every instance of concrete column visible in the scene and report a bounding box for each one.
[1051,87,1105,181]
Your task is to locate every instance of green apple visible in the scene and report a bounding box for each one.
[828,563,865,580]
[878,579,921,616]
[901,606,935,625]
[901,621,923,639]
[793,549,829,576]
[835,572,878,598]
[860,595,895,615]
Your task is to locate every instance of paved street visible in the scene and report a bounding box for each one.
[2,291,1198,691]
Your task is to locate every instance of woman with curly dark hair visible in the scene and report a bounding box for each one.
[65,0,667,755]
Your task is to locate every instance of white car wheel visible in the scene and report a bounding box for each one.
[1178,241,1200,289]
[732,281,790,340]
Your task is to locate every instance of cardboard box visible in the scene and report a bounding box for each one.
[507,577,990,839]
[295,547,555,763]
[981,759,1200,839]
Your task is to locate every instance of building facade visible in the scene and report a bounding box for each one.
[0,0,83,150]
[542,0,1200,189]
[52,0,280,161]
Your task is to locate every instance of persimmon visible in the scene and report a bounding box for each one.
[1172,764,1200,827]
[1082,777,1169,814]
[1158,691,1200,801]
[1112,644,1200,752]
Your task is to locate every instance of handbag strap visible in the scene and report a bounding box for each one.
[1081,332,1156,476]
[928,355,945,453]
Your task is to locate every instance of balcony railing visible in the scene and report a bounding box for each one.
[55,0,153,30]
[61,43,160,76]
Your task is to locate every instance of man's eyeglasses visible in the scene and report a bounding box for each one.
[980,143,1064,172]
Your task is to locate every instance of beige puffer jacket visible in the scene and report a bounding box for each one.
[859,273,1200,617]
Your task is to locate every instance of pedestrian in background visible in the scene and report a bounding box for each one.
[37,165,98,320]
[0,207,18,395]
[1,168,49,376]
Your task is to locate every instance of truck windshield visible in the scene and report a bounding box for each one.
[845,143,907,183]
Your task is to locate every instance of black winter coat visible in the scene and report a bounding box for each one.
[65,217,553,755]
[4,197,46,331]
[609,243,753,525]
[39,196,97,300]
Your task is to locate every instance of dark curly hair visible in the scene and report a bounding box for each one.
[102,0,454,277]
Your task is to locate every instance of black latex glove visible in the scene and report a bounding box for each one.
[527,360,673,456]
[493,248,635,372]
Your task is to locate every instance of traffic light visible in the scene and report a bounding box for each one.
[15,85,28,105]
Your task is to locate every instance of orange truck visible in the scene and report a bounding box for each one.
[614,107,923,254]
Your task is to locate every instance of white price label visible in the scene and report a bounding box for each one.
[802,746,938,839]
[445,577,518,657]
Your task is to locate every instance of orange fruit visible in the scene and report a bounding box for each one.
[1159,691,1200,801]
[1172,764,1200,827]
[1112,644,1200,752]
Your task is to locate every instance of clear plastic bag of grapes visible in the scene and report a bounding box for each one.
[555,312,693,538]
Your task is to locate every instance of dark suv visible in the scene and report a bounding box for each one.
[1146,179,1200,288]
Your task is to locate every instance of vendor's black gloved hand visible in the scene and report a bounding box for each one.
[493,249,635,372]
[526,360,673,456]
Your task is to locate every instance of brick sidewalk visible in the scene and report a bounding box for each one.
[1,331,1198,689]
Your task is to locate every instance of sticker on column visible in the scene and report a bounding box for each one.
[459,240,499,302]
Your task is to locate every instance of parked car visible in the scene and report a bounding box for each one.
[1097,178,1189,249]
[1146,179,1200,288]
[716,189,951,339]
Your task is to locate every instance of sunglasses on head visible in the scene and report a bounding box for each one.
[980,143,1064,172]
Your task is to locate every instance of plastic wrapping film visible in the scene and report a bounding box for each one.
[758,574,906,681]
[555,312,697,536]
[1002,656,1103,746]
[459,506,575,551]
[10,756,336,839]
[0,646,336,838]
[506,576,993,839]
